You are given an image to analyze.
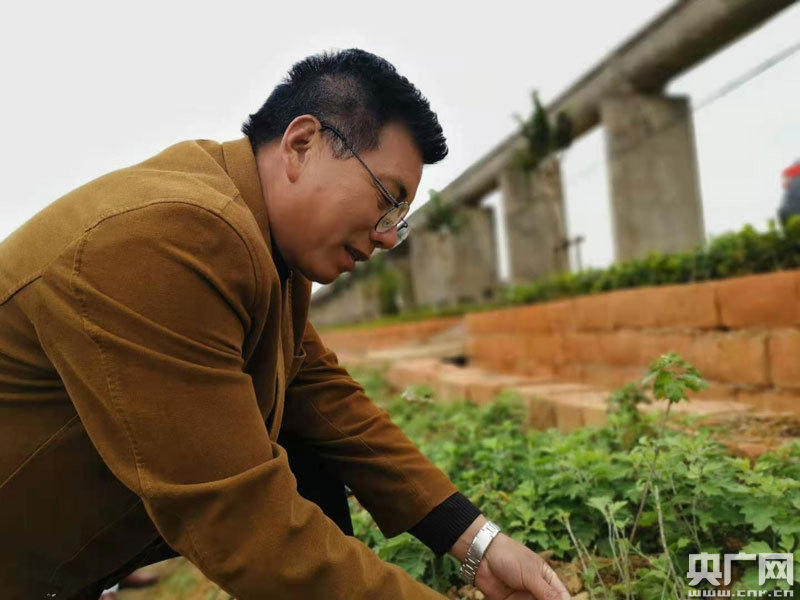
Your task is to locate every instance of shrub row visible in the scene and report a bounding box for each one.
[505,218,800,305]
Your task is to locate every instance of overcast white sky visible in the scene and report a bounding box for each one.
[2,1,798,289]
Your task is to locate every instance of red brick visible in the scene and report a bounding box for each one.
[609,288,659,330]
[545,299,578,333]
[465,312,496,337]
[524,334,565,367]
[736,388,800,414]
[726,441,773,460]
[491,308,517,334]
[562,332,602,363]
[651,281,720,329]
[768,329,800,390]
[639,332,696,366]
[554,394,609,432]
[689,380,736,401]
[554,400,585,432]
[582,366,647,389]
[643,398,751,419]
[515,382,599,396]
[517,393,557,430]
[480,334,519,373]
[517,304,550,334]
[597,331,644,367]
[465,336,481,361]
[386,359,443,391]
[436,369,486,403]
[514,337,535,372]
[552,363,586,382]
[689,331,769,386]
[581,402,610,427]
[468,375,530,405]
[573,294,614,332]
[466,334,502,371]
[717,270,800,329]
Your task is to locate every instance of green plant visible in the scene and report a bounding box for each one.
[348,361,800,599]
[606,383,652,449]
[629,353,707,549]
[424,190,464,234]
[505,216,800,306]
[513,90,572,172]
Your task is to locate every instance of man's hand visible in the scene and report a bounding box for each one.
[449,516,571,600]
[474,533,571,600]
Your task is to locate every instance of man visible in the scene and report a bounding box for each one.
[0,48,569,599]
[779,159,800,227]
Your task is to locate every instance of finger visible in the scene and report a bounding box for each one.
[541,563,571,600]
[506,592,537,600]
[477,571,513,600]
[524,559,571,600]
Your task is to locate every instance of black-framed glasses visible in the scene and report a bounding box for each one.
[319,122,410,247]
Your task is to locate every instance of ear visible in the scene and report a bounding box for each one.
[280,115,322,183]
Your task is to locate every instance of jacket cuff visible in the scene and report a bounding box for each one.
[407,492,482,556]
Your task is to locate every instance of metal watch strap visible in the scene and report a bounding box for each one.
[459,520,501,585]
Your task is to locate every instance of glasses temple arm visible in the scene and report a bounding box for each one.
[321,123,400,207]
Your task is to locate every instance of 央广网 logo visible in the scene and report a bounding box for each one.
[686,552,795,597]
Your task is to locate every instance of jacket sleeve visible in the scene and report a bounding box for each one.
[282,320,482,553]
[34,200,449,600]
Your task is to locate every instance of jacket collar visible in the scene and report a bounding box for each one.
[220,137,290,282]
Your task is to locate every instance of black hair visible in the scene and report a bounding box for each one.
[241,48,448,164]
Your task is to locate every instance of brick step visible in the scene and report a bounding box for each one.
[385,359,755,433]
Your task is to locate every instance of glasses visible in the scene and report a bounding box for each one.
[319,122,410,247]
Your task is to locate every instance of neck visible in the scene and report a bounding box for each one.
[254,141,291,284]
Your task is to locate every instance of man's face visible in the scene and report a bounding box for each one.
[263,117,423,284]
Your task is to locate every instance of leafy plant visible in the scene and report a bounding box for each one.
[424,190,465,234]
[512,90,572,172]
[505,216,800,305]
[348,361,800,599]
[629,353,707,546]
[606,383,652,449]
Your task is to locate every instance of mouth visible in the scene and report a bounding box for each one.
[341,246,355,272]
[344,245,369,263]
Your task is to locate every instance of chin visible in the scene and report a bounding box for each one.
[299,262,339,285]
[315,272,338,285]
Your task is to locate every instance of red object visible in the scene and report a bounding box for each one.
[782,161,800,189]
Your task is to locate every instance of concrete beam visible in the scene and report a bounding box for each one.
[415,0,796,212]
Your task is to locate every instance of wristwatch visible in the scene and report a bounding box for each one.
[459,520,502,585]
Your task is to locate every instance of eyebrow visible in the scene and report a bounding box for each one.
[380,176,408,203]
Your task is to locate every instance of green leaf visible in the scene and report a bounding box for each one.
[742,540,772,555]
[741,504,779,532]
[587,496,612,513]
[779,534,795,552]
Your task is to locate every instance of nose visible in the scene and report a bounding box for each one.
[370,226,399,250]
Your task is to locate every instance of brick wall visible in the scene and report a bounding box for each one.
[466,270,800,412]
[319,316,462,354]
[318,270,800,413]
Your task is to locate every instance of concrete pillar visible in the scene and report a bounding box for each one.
[385,250,415,313]
[601,94,705,261]
[409,206,498,308]
[455,206,498,303]
[309,277,381,326]
[499,157,569,285]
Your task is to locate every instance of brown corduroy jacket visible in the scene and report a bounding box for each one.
[0,137,468,599]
